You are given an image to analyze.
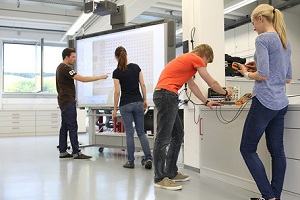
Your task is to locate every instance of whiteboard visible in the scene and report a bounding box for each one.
[75,20,175,107]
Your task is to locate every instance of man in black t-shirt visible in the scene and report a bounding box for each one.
[56,48,108,159]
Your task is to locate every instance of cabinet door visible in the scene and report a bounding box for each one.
[234,24,249,54]
[225,29,235,55]
[183,108,200,170]
[285,111,300,129]
[248,23,257,50]
[284,159,300,195]
[284,129,300,159]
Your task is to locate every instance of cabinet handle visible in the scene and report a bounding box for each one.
[199,118,203,136]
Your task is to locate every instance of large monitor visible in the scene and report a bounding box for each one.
[75,20,175,107]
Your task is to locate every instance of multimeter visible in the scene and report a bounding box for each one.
[232,62,256,73]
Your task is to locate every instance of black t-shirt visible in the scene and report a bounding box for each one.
[112,63,143,107]
[56,63,77,106]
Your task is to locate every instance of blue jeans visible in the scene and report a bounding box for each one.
[153,89,184,183]
[120,101,152,163]
[240,97,288,199]
[59,102,80,155]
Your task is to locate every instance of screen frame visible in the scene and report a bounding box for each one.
[74,19,176,108]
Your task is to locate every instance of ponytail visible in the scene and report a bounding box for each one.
[273,9,287,49]
[115,46,128,71]
[251,4,287,49]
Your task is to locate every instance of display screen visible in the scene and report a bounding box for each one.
[75,21,174,107]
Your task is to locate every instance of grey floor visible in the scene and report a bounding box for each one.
[0,134,258,200]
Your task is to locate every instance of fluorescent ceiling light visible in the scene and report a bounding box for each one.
[224,0,257,14]
[60,12,93,42]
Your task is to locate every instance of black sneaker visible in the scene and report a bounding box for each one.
[59,153,73,158]
[249,198,265,200]
[73,153,92,159]
[145,159,152,169]
[123,162,135,169]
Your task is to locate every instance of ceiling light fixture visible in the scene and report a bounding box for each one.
[60,12,93,42]
[224,0,257,14]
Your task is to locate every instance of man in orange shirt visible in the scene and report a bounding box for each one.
[153,44,232,190]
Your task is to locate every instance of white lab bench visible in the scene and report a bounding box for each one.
[184,97,300,200]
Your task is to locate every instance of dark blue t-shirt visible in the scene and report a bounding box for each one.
[112,63,143,107]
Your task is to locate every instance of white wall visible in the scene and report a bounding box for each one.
[225,10,300,79]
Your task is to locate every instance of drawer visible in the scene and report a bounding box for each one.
[283,159,300,195]
[36,115,61,121]
[35,120,60,126]
[285,111,300,128]
[0,115,35,121]
[36,125,60,133]
[0,126,35,133]
[0,120,35,127]
[95,134,123,146]
[284,129,300,159]
[0,111,35,117]
[36,111,60,116]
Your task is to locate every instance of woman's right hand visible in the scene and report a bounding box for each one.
[245,61,257,71]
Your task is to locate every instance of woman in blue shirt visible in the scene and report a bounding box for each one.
[237,4,292,200]
[112,46,152,169]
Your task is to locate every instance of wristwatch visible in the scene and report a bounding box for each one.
[223,89,228,96]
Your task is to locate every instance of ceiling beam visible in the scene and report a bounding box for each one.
[224,0,300,31]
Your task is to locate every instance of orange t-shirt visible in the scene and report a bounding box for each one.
[155,53,206,94]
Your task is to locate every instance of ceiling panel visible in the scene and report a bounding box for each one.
[0,0,299,43]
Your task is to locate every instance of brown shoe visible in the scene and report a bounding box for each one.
[171,172,190,182]
[154,178,182,190]
[73,153,92,159]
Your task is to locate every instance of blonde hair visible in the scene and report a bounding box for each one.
[251,4,287,49]
[115,46,128,71]
[191,44,214,62]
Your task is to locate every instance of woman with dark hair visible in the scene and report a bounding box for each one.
[112,46,152,169]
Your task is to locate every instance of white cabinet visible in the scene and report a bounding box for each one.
[0,111,35,136]
[286,81,300,95]
[225,29,235,55]
[234,24,249,54]
[183,108,201,171]
[284,159,300,195]
[225,23,257,60]
[282,109,300,197]
[35,110,61,135]
[0,108,87,136]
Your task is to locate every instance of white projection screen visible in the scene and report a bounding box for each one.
[75,20,175,107]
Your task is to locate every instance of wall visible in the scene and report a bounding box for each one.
[225,10,300,79]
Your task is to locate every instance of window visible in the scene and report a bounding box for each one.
[3,42,65,93]
[43,46,65,93]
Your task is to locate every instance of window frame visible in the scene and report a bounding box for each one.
[2,40,66,97]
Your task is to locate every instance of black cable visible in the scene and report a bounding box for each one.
[215,99,251,124]
[190,27,196,50]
